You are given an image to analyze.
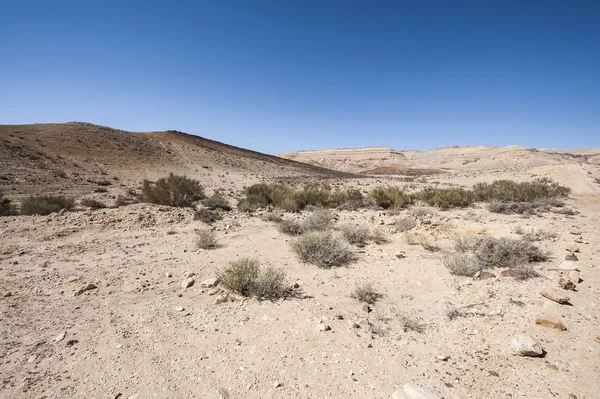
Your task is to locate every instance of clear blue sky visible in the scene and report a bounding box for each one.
[1,1,599,154]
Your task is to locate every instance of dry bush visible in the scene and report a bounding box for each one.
[415,187,473,210]
[339,223,371,246]
[473,178,570,203]
[395,217,416,232]
[487,200,539,215]
[80,198,107,209]
[194,209,222,224]
[291,232,353,268]
[454,235,483,252]
[411,207,435,217]
[302,209,334,232]
[237,194,268,212]
[404,232,439,252]
[476,236,548,268]
[202,194,231,211]
[0,191,14,216]
[512,265,541,281]
[114,195,137,207]
[351,281,383,304]
[217,258,289,300]
[139,173,204,207]
[369,186,413,209]
[20,196,75,215]
[277,219,304,236]
[196,230,219,249]
[264,213,283,223]
[443,253,481,276]
[398,313,426,333]
[371,228,389,244]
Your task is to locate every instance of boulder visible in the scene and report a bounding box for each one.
[510,334,544,357]
[541,288,570,304]
[535,316,567,331]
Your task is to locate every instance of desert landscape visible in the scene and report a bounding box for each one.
[0,122,599,398]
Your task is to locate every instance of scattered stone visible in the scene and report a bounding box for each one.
[200,277,219,288]
[436,355,449,361]
[568,271,581,283]
[565,244,580,253]
[66,339,78,347]
[362,304,372,313]
[182,272,195,278]
[569,229,581,235]
[395,253,406,259]
[559,261,580,271]
[565,252,578,261]
[500,269,514,277]
[174,306,185,312]
[164,272,172,278]
[54,331,66,342]
[273,382,282,389]
[74,283,97,296]
[473,270,496,280]
[28,354,38,363]
[510,334,544,357]
[316,323,332,332]
[535,316,567,331]
[180,278,195,289]
[541,288,570,304]
[3,292,12,297]
[489,370,499,377]
[558,276,577,291]
[391,383,442,399]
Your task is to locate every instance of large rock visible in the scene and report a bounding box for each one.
[559,261,580,271]
[541,288,570,304]
[535,316,567,331]
[391,384,442,399]
[510,334,544,357]
[200,277,219,288]
[180,277,195,289]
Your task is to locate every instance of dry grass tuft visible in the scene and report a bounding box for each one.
[291,232,353,268]
[196,229,219,249]
[351,282,383,304]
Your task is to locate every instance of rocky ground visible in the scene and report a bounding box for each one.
[1,178,599,398]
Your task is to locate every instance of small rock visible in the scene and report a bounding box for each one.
[558,276,577,291]
[200,278,219,288]
[535,316,567,331]
[316,323,332,332]
[182,272,195,278]
[569,229,581,235]
[273,381,282,388]
[180,278,195,289]
[54,332,66,342]
[473,271,496,280]
[541,288,570,304]
[436,355,449,361]
[174,306,185,312]
[362,304,372,313]
[510,334,544,357]
[568,271,581,283]
[500,269,514,277]
[559,261,580,271]
[565,253,578,261]
[392,383,442,399]
[565,244,580,253]
[164,272,172,278]
[27,354,38,363]
[65,339,78,347]
[3,292,12,298]
[74,283,97,296]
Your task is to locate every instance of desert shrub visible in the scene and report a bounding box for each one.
[80,198,107,209]
[264,213,283,223]
[291,232,353,268]
[522,229,557,242]
[552,207,576,215]
[395,217,416,232]
[94,187,108,193]
[194,209,222,224]
[416,187,473,210]
[369,186,413,209]
[277,219,304,236]
[196,229,219,249]
[139,173,204,207]
[371,228,389,244]
[475,237,548,268]
[217,258,288,300]
[0,192,13,216]
[20,196,75,215]
[512,265,541,281]
[114,196,136,207]
[411,207,434,217]
[338,199,364,211]
[339,224,371,246]
[404,232,439,251]
[202,194,231,211]
[351,281,383,304]
[54,169,67,178]
[473,178,570,203]
[454,235,483,252]
[443,253,481,276]
[237,194,268,212]
[487,200,539,215]
[398,313,426,333]
[328,188,364,208]
[302,209,334,232]
[96,179,112,186]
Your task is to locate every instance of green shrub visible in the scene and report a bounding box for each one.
[20,196,75,215]
[196,230,219,249]
[369,186,412,209]
[473,178,570,203]
[139,173,204,207]
[194,209,222,224]
[202,195,231,211]
[0,191,14,216]
[237,194,269,212]
[217,258,289,300]
[80,198,107,209]
[416,187,473,210]
[291,232,353,268]
[351,281,383,304]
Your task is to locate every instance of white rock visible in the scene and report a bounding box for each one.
[200,277,219,288]
[174,306,184,312]
[510,334,544,357]
[559,261,580,271]
[391,384,441,399]
[180,277,195,289]
[54,332,66,342]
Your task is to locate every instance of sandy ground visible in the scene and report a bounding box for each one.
[1,180,599,399]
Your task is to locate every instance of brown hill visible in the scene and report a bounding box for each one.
[0,122,352,198]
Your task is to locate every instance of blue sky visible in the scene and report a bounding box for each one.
[1,1,599,154]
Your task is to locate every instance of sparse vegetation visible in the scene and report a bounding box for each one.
[369,186,413,209]
[202,194,231,211]
[291,232,353,268]
[277,219,304,236]
[473,178,570,203]
[443,253,481,276]
[196,229,219,249]
[54,169,67,178]
[512,264,541,281]
[302,209,334,232]
[339,223,371,246]
[415,187,473,209]
[404,232,440,251]
[114,195,136,207]
[454,235,483,252]
[217,258,289,300]
[194,209,222,224]
[80,198,107,209]
[394,216,416,232]
[475,236,548,268]
[20,195,75,215]
[351,281,383,304]
[0,191,13,216]
[398,313,426,333]
[139,173,204,207]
